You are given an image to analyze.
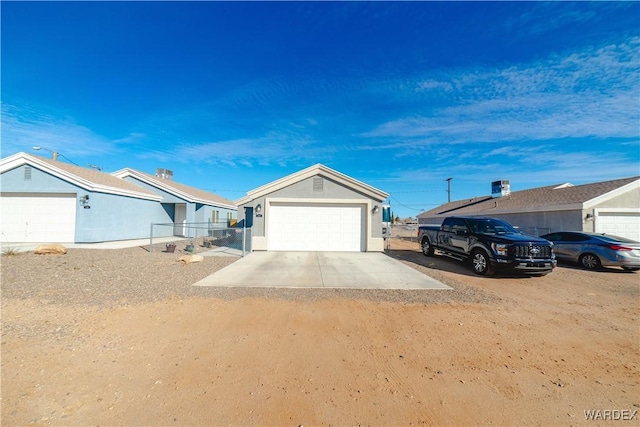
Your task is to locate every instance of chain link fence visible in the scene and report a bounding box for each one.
[149,222,252,255]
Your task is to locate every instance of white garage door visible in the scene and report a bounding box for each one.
[596,212,640,241]
[268,203,364,251]
[1,194,77,243]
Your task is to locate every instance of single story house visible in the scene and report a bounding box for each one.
[111,168,236,238]
[0,152,236,243]
[417,176,640,240]
[235,164,389,252]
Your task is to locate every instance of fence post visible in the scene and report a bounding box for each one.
[242,226,246,257]
[149,223,154,253]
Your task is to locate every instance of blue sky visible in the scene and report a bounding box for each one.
[2,1,639,219]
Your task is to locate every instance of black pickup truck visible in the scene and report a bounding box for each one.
[418,216,556,276]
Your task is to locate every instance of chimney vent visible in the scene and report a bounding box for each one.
[156,168,173,180]
[492,180,510,198]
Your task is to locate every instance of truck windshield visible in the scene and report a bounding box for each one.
[467,218,520,234]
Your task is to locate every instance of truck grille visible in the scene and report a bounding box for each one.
[513,244,552,259]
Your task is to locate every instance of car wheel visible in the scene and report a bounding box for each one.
[579,253,601,270]
[421,238,434,256]
[471,249,494,276]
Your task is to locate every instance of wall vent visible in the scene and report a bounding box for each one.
[24,165,32,181]
[313,177,324,191]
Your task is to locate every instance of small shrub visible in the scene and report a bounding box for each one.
[1,246,22,256]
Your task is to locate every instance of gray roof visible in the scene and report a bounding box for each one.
[112,168,236,209]
[418,176,640,218]
[0,153,161,200]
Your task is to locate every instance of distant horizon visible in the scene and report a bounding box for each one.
[2,2,639,218]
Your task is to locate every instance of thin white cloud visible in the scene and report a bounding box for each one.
[166,131,336,168]
[364,36,640,144]
[0,103,141,158]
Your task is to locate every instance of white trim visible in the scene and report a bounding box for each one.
[112,168,237,209]
[235,164,389,205]
[0,153,162,201]
[594,207,640,215]
[262,197,377,252]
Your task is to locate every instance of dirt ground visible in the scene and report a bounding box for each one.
[2,239,639,426]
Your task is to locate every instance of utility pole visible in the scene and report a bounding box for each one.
[445,177,452,203]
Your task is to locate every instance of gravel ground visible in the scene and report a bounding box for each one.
[0,240,499,308]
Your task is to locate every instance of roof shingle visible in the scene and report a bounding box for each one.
[418,176,639,217]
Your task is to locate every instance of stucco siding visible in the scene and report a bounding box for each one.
[2,164,82,193]
[490,211,583,235]
[238,175,383,239]
[75,194,173,242]
[1,165,173,242]
[592,189,640,209]
[418,210,583,237]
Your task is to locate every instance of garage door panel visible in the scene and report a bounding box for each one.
[596,212,640,241]
[268,204,364,251]
[1,195,76,243]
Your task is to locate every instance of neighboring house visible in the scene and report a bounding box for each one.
[111,168,237,238]
[0,152,163,243]
[0,152,237,244]
[417,177,640,240]
[235,164,389,252]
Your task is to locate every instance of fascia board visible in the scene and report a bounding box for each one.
[113,168,237,209]
[445,203,585,216]
[318,165,390,201]
[234,195,252,206]
[242,164,389,202]
[583,179,640,209]
[2,155,162,201]
[113,168,196,201]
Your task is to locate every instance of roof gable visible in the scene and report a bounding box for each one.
[0,152,161,201]
[235,164,389,205]
[111,168,236,209]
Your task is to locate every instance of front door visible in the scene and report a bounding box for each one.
[174,204,187,237]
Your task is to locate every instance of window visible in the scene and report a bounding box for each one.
[212,210,220,224]
[451,218,468,235]
[565,233,589,242]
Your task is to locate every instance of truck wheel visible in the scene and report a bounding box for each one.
[471,249,494,276]
[421,238,434,256]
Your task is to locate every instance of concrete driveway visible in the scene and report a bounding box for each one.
[193,251,451,290]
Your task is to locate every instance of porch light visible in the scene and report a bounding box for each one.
[372,205,380,214]
[255,204,262,213]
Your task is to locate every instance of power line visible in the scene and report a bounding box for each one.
[389,194,443,211]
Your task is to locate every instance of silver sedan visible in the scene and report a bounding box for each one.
[541,231,640,272]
